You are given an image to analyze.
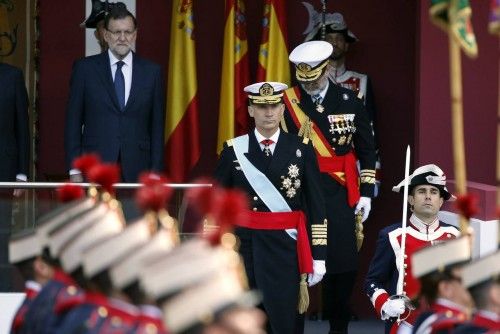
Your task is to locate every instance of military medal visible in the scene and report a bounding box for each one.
[316,103,324,113]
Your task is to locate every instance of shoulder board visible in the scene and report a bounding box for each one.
[226,139,233,147]
[54,285,85,314]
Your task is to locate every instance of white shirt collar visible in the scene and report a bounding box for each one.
[108,49,133,67]
[254,128,280,144]
[25,280,41,292]
[409,213,440,233]
[475,309,500,322]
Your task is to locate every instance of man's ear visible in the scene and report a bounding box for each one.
[248,105,254,118]
[408,195,415,207]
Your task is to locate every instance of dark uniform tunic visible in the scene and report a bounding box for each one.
[10,281,40,333]
[214,130,327,334]
[364,217,459,333]
[412,299,468,334]
[55,292,138,334]
[283,83,376,331]
[21,269,75,334]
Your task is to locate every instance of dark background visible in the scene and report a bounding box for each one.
[36,0,498,317]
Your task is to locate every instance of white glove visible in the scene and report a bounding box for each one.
[381,298,406,320]
[307,260,326,287]
[354,196,371,223]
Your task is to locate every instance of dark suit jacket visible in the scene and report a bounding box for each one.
[64,51,165,182]
[0,63,29,181]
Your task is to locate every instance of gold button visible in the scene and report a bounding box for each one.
[97,306,108,318]
[404,254,408,259]
[403,264,408,268]
[253,196,258,201]
[253,208,257,211]
[404,272,407,276]
[403,282,407,286]
[67,286,77,295]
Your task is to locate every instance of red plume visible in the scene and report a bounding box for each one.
[136,172,173,212]
[72,154,101,176]
[87,163,120,194]
[57,183,85,203]
[455,193,479,220]
[185,178,218,215]
[205,188,249,246]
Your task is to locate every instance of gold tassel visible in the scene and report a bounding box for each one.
[297,273,309,314]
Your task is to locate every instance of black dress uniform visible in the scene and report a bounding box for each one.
[214,130,327,334]
[283,81,376,332]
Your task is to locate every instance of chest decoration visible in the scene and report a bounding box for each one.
[280,164,301,198]
[328,114,356,146]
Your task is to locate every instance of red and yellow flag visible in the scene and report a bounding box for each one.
[256,0,291,85]
[217,0,250,153]
[165,0,200,182]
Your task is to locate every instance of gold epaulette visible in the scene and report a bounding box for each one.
[311,219,327,246]
[280,115,288,133]
[226,139,234,147]
[360,169,376,184]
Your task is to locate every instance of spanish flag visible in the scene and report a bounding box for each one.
[429,0,478,58]
[256,0,291,85]
[165,0,200,182]
[217,0,250,154]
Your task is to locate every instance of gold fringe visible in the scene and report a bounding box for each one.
[297,273,309,314]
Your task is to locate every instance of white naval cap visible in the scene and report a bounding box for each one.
[289,41,333,82]
[244,82,288,105]
[412,237,471,278]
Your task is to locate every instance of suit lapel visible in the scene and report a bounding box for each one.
[95,52,121,112]
[244,132,268,174]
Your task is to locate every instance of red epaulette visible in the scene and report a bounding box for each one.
[54,285,85,314]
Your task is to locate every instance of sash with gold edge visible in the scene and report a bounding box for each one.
[283,87,360,207]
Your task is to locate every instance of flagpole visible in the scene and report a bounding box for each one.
[448,33,468,233]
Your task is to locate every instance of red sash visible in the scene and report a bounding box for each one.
[283,87,360,207]
[236,211,313,274]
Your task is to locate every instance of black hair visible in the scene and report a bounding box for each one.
[15,258,36,281]
[104,3,137,30]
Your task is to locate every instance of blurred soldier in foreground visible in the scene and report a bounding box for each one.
[454,250,500,333]
[411,237,473,333]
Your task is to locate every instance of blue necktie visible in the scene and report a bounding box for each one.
[114,61,125,110]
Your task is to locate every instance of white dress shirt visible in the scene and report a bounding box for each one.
[108,50,133,105]
[255,128,280,155]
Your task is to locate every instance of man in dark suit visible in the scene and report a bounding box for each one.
[0,63,29,291]
[65,4,165,182]
[215,81,328,334]
[283,41,377,334]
